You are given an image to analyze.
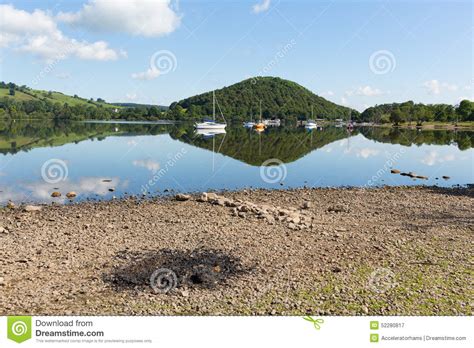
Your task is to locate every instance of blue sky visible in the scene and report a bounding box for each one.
[0,0,472,111]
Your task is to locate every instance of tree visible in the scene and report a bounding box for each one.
[390,109,403,125]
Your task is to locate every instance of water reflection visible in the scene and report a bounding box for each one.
[0,119,472,203]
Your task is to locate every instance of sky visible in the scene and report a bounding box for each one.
[0,0,472,111]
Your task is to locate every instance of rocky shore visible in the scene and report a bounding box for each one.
[0,186,472,316]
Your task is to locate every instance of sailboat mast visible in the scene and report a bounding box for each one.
[213,90,215,121]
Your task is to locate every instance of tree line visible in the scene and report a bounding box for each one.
[358,100,473,125]
[1,81,473,125]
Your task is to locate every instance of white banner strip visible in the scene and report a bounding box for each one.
[0,316,471,347]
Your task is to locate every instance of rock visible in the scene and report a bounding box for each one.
[442,176,450,180]
[0,227,7,234]
[416,175,428,180]
[238,205,250,213]
[224,199,237,207]
[51,191,61,198]
[390,169,401,174]
[407,172,417,178]
[66,192,77,199]
[215,198,226,206]
[24,205,42,212]
[102,179,112,182]
[238,212,246,218]
[207,193,219,202]
[302,201,312,209]
[197,192,208,202]
[331,266,342,273]
[108,188,115,192]
[6,201,15,209]
[179,289,189,297]
[0,277,5,286]
[327,205,349,213]
[175,194,191,201]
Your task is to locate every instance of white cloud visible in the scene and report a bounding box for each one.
[131,67,161,80]
[126,93,137,101]
[356,86,383,96]
[133,159,160,172]
[0,4,123,62]
[423,80,458,95]
[346,86,383,97]
[421,151,455,166]
[253,0,271,14]
[57,0,181,37]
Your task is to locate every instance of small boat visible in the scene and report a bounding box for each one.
[253,100,266,131]
[243,121,255,128]
[195,128,226,137]
[195,91,226,130]
[305,120,317,129]
[305,107,317,129]
[195,120,226,130]
[263,119,281,127]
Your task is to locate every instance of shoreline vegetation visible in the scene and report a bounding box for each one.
[0,186,472,315]
[1,78,473,127]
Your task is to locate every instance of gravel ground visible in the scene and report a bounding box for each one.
[0,186,472,316]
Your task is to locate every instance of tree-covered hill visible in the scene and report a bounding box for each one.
[168,77,358,122]
[358,100,474,125]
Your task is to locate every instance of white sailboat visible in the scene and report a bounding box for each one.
[305,106,317,129]
[195,90,227,130]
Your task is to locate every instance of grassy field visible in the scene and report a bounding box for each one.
[0,87,119,109]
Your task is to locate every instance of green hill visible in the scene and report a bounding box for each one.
[0,82,116,109]
[169,77,358,122]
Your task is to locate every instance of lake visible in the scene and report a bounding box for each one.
[0,120,472,204]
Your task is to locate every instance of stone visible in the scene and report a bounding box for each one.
[197,192,208,202]
[390,169,401,174]
[51,191,61,198]
[108,188,115,192]
[442,176,450,180]
[175,194,191,201]
[24,205,42,212]
[302,201,312,209]
[66,192,77,199]
[207,193,219,201]
[416,175,428,180]
[0,277,5,286]
[0,227,7,234]
[215,198,226,206]
[6,201,15,209]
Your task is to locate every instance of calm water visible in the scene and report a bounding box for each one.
[0,120,472,204]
